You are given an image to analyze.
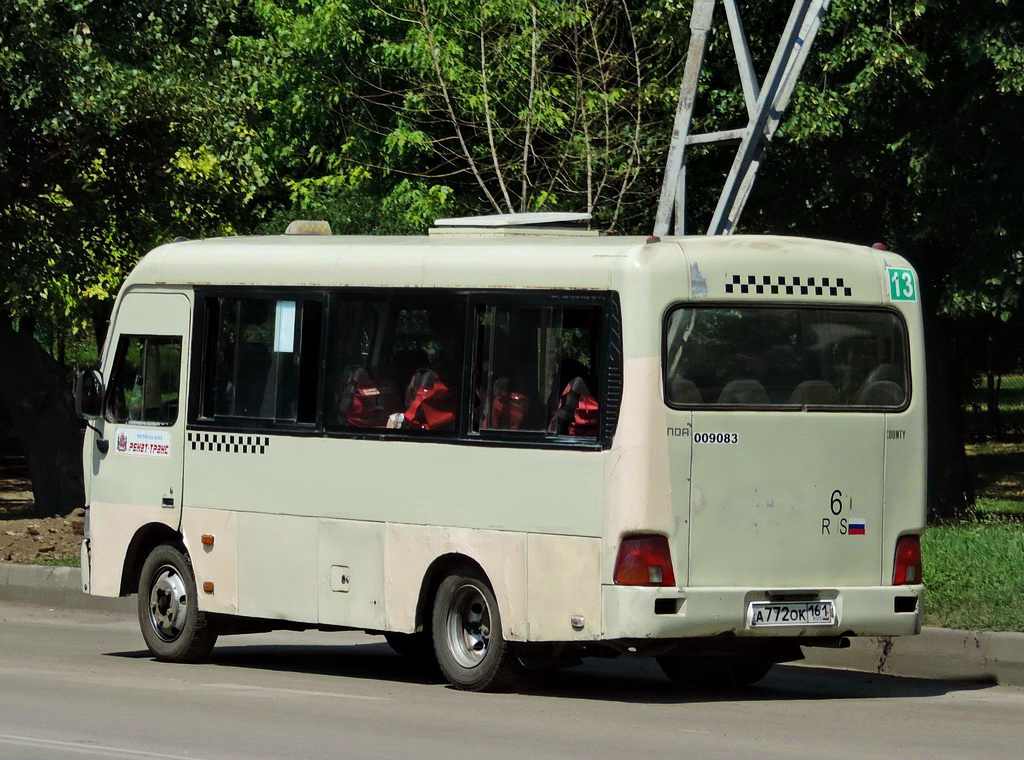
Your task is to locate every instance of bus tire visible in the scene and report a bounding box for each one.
[432,566,520,691]
[656,655,772,690]
[137,543,218,663]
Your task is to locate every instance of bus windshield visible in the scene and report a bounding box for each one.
[664,306,909,408]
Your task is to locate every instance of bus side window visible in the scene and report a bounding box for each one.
[107,335,182,425]
[472,303,601,438]
[326,294,465,433]
[203,296,321,424]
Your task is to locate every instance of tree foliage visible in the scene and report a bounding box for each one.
[0,0,272,332]
[0,0,266,514]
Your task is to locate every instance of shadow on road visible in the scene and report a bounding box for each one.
[106,638,997,705]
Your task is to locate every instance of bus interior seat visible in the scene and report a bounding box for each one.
[861,362,903,386]
[336,366,402,427]
[390,349,431,404]
[716,379,770,405]
[854,380,905,406]
[788,380,839,406]
[669,377,703,404]
[548,376,599,436]
[487,375,532,430]
[404,369,457,431]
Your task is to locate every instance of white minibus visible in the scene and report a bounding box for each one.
[76,215,926,691]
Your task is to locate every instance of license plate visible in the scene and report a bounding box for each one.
[747,600,835,628]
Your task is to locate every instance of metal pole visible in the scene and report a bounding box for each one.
[653,0,831,237]
[653,0,716,237]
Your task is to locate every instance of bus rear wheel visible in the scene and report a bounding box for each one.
[656,655,773,690]
[137,543,218,662]
[432,566,520,691]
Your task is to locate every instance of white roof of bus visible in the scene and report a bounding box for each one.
[123,233,898,294]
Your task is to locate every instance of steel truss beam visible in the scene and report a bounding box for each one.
[654,0,831,236]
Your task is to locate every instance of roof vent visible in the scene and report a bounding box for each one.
[430,212,598,237]
[285,220,332,235]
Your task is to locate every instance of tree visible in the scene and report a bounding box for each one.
[0,0,266,515]
[240,0,699,232]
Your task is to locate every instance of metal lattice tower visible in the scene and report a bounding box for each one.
[654,0,831,237]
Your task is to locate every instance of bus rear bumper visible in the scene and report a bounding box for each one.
[602,584,923,640]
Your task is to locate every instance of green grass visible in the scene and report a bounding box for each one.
[31,556,79,567]
[920,441,1024,631]
[974,497,1024,517]
[923,520,1024,632]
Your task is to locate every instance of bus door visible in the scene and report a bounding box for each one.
[89,292,191,535]
[665,305,908,589]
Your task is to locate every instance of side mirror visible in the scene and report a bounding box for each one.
[75,369,105,421]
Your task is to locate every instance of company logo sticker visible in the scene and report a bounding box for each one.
[115,428,171,458]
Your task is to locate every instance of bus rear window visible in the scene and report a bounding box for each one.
[664,307,909,409]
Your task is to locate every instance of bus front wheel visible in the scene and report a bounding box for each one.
[432,566,520,691]
[137,543,218,662]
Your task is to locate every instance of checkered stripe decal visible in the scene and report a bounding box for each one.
[187,432,270,454]
[725,275,853,297]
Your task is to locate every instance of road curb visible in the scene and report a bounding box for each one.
[800,628,1024,687]
[2,563,1022,686]
[0,563,133,614]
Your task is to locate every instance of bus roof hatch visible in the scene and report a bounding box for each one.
[429,212,599,237]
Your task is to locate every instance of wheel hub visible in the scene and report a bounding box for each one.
[446,584,491,669]
[148,565,188,642]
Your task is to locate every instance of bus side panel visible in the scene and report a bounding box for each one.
[88,504,174,597]
[237,513,318,623]
[602,356,677,582]
[318,519,386,630]
[183,508,238,615]
[383,525,528,641]
[184,437,604,538]
[526,534,602,641]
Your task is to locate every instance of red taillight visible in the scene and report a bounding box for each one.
[613,535,676,586]
[893,535,923,585]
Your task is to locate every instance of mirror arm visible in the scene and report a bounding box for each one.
[85,421,109,454]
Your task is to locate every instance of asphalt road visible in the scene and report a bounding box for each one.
[2,603,1023,760]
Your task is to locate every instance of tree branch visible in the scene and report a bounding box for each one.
[419,0,502,212]
[478,3,514,212]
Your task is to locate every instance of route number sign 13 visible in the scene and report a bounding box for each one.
[887,268,917,302]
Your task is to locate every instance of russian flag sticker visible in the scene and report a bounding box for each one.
[848,519,866,535]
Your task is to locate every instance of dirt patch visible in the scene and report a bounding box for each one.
[1,453,83,564]
[1,509,85,563]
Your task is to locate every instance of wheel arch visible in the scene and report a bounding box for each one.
[413,553,489,635]
[119,523,184,596]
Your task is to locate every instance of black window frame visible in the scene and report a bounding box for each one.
[104,333,184,427]
[465,290,620,448]
[661,302,912,413]
[189,288,328,434]
[188,286,622,450]
[324,288,470,441]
